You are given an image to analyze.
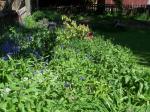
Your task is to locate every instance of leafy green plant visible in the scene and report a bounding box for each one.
[24,16,37,28]
[56,15,91,43]
[32,11,46,21]
[50,37,150,111]
[0,23,55,58]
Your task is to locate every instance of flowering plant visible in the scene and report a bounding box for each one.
[56,15,92,43]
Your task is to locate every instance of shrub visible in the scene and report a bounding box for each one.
[32,11,46,21]
[24,16,37,28]
[56,15,91,43]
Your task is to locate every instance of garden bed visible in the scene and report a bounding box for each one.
[0,11,149,111]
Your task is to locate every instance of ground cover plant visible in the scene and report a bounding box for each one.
[0,11,150,111]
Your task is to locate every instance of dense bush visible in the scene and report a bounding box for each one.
[56,15,92,43]
[0,14,149,111]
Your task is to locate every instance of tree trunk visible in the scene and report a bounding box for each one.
[25,0,31,15]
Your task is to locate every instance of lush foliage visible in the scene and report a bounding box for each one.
[0,13,149,111]
[0,19,55,59]
[56,15,91,42]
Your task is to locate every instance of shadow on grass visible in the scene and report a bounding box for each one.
[73,13,150,66]
[86,16,150,66]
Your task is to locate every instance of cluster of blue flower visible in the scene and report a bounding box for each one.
[33,51,42,59]
[64,76,85,88]
[1,40,20,60]
[0,38,44,61]
[33,69,44,75]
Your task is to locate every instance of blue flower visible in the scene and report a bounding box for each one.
[12,46,20,54]
[80,76,86,81]
[34,51,42,58]
[33,69,44,75]
[1,41,12,53]
[40,70,44,74]
[1,40,20,54]
[64,82,71,88]
[27,35,33,41]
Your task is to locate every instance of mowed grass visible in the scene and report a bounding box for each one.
[95,27,150,66]
[75,14,150,67]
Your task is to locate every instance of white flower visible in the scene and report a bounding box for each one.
[4,88,11,94]
[23,77,29,81]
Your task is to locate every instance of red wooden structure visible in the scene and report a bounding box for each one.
[106,0,148,7]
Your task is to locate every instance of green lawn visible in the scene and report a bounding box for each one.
[75,14,150,67]
[95,26,150,66]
